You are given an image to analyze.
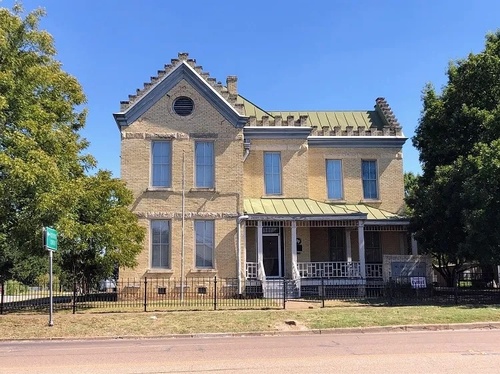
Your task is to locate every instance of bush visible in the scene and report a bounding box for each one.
[5,280,29,295]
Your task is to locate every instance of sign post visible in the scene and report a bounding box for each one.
[43,227,58,327]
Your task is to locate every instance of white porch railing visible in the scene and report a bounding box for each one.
[365,263,383,278]
[246,262,258,279]
[246,262,383,280]
[297,262,383,279]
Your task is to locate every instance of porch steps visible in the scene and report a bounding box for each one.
[263,279,300,299]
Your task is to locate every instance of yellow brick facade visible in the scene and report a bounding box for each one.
[308,147,404,213]
[119,78,244,280]
[115,53,410,283]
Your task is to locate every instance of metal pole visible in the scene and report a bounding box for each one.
[0,279,4,315]
[283,277,286,309]
[144,277,148,312]
[72,276,77,314]
[321,274,325,308]
[180,151,185,301]
[213,276,217,311]
[49,250,54,326]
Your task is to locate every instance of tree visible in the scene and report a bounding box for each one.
[403,172,419,216]
[409,31,500,286]
[0,4,144,285]
[57,171,144,288]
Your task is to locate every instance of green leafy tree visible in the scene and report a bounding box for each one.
[0,4,90,283]
[403,172,419,216]
[57,171,144,289]
[409,31,500,286]
[0,4,144,285]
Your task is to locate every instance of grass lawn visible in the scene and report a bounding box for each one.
[1,304,500,340]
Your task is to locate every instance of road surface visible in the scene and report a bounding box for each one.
[1,329,500,373]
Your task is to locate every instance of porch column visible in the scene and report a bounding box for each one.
[358,221,366,278]
[345,230,352,262]
[411,234,418,255]
[291,221,297,276]
[257,221,263,278]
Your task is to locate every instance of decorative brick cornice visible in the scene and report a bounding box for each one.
[137,212,239,219]
[375,97,401,129]
[120,132,189,140]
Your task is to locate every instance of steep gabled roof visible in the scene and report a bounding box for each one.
[113,53,248,128]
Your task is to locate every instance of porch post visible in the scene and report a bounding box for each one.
[291,221,298,274]
[257,221,263,278]
[411,234,418,255]
[345,230,352,262]
[357,221,366,278]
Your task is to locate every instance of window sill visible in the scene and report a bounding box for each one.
[189,269,217,274]
[146,269,174,274]
[361,199,382,204]
[189,188,216,192]
[325,199,346,204]
[146,187,173,192]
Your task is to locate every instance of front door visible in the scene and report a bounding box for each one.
[263,234,282,277]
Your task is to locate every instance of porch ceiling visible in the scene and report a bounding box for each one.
[243,198,404,221]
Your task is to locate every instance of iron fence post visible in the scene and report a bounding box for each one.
[72,277,77,314]
[144,277,147,312]
[321,274,325,308]
[389,277,393,306]
[0,279,4,315]
[214,276,217,311]
[416,282,420,303]
[454,274,458,305]
[283,277,286,309]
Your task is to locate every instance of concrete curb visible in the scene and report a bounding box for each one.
[3,322,500,342]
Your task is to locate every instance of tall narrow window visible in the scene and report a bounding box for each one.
[195,220,214,268]
[195,141,214,188]
[151,141,172,187]
[151,220,170,268]
[362,160,378,199]
[264,152,282,195]
[326,160,343,200]
[365,231,382,263]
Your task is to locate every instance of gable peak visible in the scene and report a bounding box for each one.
[119,52,240,112]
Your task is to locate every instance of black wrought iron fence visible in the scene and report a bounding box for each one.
[0,277,285,314]
[1,275,500,314]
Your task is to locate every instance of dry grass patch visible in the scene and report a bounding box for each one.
[1,305,500,340]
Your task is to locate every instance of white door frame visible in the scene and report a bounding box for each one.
[262,231,282,278]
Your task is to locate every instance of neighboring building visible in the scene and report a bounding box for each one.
[114,52,414,297]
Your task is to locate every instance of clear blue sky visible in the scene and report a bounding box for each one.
[4,0,500,176]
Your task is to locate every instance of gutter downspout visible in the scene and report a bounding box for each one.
[237,215,249,295]
[242,138,251,162]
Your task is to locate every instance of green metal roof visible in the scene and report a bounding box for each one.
[237,96,385,131]
[243,198,403,220]
[343,204,402,220]
[269,111,384,131]
[237,95,273,119]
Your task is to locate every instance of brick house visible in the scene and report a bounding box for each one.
[114,52,415,297]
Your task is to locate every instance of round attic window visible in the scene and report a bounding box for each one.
[173,96,194,116]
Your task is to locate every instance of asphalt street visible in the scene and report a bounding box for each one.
[1,329,500,373]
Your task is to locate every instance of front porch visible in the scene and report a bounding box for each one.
[246,261,383,281]
[240,216,414,297]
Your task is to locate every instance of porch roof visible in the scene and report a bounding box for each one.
[243,198,406,222]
